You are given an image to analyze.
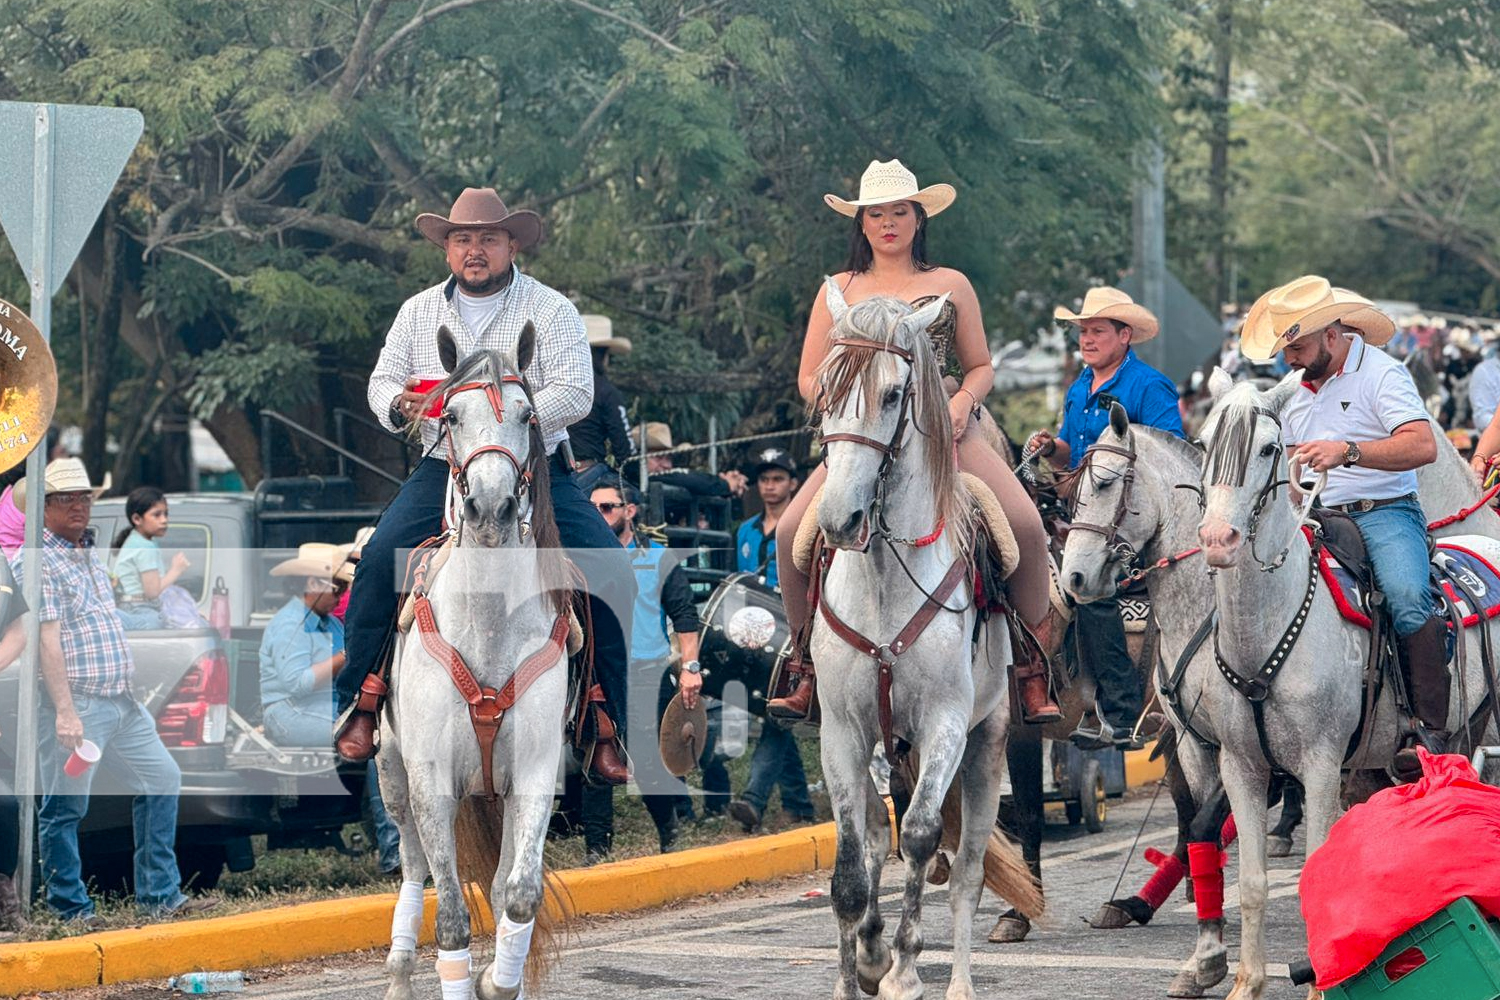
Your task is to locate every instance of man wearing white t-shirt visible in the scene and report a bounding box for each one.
[1243,276,1445,774]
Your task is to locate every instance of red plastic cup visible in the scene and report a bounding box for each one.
[63,739,101,778]
[410,378,445,418]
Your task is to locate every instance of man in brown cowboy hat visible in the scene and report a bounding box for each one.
[1027,287,1183,748]
[337,187,637,785]
[1229,275,1443,777]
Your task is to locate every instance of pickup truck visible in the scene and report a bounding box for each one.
[0,476,384,891]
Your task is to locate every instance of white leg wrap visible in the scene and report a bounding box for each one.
[491,914,536,988]
[436,947,472,999]
[390,880,424,953]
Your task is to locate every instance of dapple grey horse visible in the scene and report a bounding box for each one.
[1192,369,1498,1000]
[377,323,566,1000]
[811,280,1041,1000]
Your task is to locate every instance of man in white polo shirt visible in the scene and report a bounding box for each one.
[1241,275,1444,772]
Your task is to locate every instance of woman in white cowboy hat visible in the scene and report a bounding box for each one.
[766,159,1052,721]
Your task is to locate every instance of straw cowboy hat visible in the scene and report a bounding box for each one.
[415,187,544,251]
[584,315,632,356]
[644,421,690,453]
[13,457,111,509]
[1053,287,1160,343]
[271,543,347,580]
[658,691,708,777]
[333,527,376,587]
[823,159,956,218]
[1238,275,1395,361]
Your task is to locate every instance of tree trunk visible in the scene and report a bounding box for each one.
[80,202,123,486]
[1207,0,1234,311]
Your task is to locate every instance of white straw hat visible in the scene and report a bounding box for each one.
[13,457,111,509]
[1239,275,1394,361]
[823,159,956,218]
[583,314,632,356]
[1053,287,1160,343]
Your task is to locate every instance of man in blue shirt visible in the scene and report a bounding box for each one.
[735,448,799,587]
[1027,287,1182,749]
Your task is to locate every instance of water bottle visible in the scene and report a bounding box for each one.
[209,576,231,640]
[168,970,245,994]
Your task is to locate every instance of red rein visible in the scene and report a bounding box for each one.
[1427,477,1500,532]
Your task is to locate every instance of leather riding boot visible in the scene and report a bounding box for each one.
[1013,660,1062,725]
[767,658,816,721]
[335,673,389,762]
[1394,616,1452,780]
[587,685,630,785]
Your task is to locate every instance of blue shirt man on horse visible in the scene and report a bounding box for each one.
[1028,287,1182,749]
[335,187,636,785]
[1232,275,1445,776]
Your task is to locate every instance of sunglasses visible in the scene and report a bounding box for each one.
[593,502,627,513]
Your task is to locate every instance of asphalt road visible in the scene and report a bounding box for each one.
[46,793,1310,1000]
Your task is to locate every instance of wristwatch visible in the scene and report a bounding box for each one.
[681,659,701,675]
[1343,441,1362,468]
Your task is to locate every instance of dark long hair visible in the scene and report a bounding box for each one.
[843,203,938,274]
[112,486,166,554]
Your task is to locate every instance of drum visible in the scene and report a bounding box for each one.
[698,572,794,716]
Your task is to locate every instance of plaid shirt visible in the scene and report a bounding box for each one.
[368,269,593,455]
[10,528,134,697]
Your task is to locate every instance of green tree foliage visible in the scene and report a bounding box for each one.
[0,0,1164,485]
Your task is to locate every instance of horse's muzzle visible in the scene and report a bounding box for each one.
[463,494,519,546]
[1198,516,1243,568]
[821,509,872,552]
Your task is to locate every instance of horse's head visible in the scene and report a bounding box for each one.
[427,322,544,548]
[1196,367,1302,568]
[813,277,956,550]
[1060,403,1148,601]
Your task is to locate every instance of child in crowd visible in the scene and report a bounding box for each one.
[111,487,190,630]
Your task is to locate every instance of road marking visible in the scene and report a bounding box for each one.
[1171,865,1301,914]
[1040,827,1177,869]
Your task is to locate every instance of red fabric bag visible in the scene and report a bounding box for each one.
[1300,749,1500,989]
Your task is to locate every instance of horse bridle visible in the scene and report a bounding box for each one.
[441,374,540,538]
[1194,404,1295,572]
[1066,442,1143,569]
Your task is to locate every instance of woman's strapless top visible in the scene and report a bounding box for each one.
[910,294,960,372]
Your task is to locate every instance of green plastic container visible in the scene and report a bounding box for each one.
[1326,897,1500,1000]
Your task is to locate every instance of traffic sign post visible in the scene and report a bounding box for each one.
[0,100,143,915]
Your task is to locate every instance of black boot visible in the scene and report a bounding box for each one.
[1394,617,1452,780]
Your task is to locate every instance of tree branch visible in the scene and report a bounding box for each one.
[553,0,684,53]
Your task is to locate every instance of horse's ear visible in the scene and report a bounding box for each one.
[824,276,849,325]
[1108,400,1130,438]
[437,324,458,375]
[1207,366,1234,402]
[1265,369,1302,414]
[904,293,950,339]
[516,320,536,372]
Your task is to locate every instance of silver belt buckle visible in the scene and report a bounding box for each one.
[1358,499,1375,513]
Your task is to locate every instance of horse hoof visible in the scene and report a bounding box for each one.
[857,951,893,995]
[1267,835,1294,858]
[474,964,521,1000]
[1167,952,1228,998]
[1166,971,1208,999]
[382,984,416,1000]
[926,852,951,886]
[1089,896,1153,929]
[987,912,1031,943]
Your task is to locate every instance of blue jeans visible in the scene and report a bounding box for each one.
[262,698,333,747]
[1349,498,1433,637]
[742,722,813,818]
[365,761,401,872]
[116,603,163,631]
[38,694,186,918]
[340,456,634,720]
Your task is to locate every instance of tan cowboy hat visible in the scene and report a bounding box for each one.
[584,315,632,356]
[13,457,111,509]
[1239,275,1395,361]
[659,691,709,778]
[1053,287,1160,343]
[644,421,690,453]
[415,187,544,251]
[333,527,377,586]
[823,159,956,218]
[271,542,346,580]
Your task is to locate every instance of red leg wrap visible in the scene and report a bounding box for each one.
[1187,841,1225,921]
[1138,847,1188,911]
[1220,815,1237,847]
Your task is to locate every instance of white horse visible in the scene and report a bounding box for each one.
[377,323,566,1000]
[812,280,1041,1000]
[1192,369,1498,1000]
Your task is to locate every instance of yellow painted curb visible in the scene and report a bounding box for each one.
[1125,747,1165,786]
[0,823,839,996]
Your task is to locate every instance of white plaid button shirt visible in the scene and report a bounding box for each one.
[367,268,593,454]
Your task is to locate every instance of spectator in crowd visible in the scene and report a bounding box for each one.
[585,481,703,863]
[727,449,815,833]
[11,458,216,922]
[0,554,29,932]
[330,527,375,624]
[1470,349,1500,433]
[262,541,400,874]
[572,315,635,495]
[0,429,89,558]
[110,487,191,631]
[643,422,747,524]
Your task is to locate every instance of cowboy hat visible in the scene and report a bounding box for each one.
[658,691,708,778]
[333,526,377,586]
[415,187,544,251]
[13,457,111,510]
[824,159,956,218]
[644,421,691,453]
[1053,287,1160,343]
[1238,275,1395,361]
[271,542,346,580]
[584,315,632,356]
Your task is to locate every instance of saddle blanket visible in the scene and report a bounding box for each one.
[1312,532,1500,631]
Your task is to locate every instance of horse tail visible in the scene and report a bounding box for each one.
[454,796,569,993]
[982,824,1045,921]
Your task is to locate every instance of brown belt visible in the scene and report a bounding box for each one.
[1328,492,1418,515]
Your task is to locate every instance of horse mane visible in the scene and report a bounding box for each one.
[814,296,973,552]
[423,349,568,615]
[1135,426,1204,468]
[1201,384,1270,489]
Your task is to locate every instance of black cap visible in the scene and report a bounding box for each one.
[749,447,797,477]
